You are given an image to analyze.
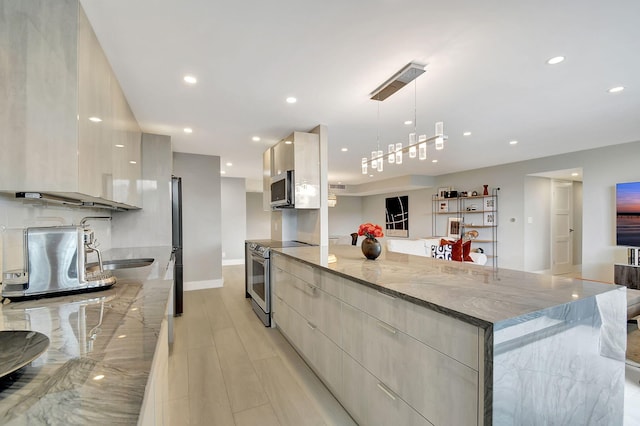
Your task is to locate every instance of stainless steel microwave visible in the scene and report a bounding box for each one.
[270,170,294,208]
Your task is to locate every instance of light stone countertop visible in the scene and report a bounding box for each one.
[0,246,172,425]
[273,245,623,327]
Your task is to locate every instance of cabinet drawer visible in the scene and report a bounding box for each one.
[367,286,479,369]
[342,353,433,426]
[276,255,317,285]
[363,316,478,426]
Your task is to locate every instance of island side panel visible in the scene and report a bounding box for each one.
[491,287,626,425]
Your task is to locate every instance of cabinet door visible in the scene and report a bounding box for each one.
[342,353,432,426]
[363,316,478,425]
[0,0,79,192]
[271,135,294,177]
[77,7,113,199]
[111,82,141,206]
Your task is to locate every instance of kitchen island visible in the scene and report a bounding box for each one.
[0,246,173,425]
[271,245,627,425]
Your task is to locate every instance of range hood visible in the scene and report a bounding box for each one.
[15,192,134,211]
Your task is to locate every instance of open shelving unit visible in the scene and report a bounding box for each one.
[432,188,499,268]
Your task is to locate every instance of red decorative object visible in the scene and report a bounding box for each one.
[358,223,384,239]
[358,223,384,260]
[440,238,473,262]
[483,185,489,196]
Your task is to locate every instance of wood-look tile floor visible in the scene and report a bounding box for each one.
[167,265,356,426]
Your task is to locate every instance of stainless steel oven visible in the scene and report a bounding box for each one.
[246,242,270,326]
[245,240,314,327]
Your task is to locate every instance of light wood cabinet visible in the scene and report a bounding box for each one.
[266,131,320,209]
[0,1,141,208]
[271,253,481,426]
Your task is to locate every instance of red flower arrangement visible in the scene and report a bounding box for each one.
[358,222,384,240]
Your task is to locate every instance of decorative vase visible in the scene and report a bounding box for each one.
[483,184,489,196]
[361,237,382,260]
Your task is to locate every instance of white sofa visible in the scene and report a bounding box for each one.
[386,238,488,265]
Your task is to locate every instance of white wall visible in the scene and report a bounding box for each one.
[0,194,112,276]
[173,152,222,287]
[221,177,246,264]
[523,176,551,272]
[360,188,434,245]
[328,196,363,237]
[246,192,271,240]
[573,181,583,266]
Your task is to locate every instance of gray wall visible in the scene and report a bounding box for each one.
[326,139,640,282]
[112,133,172,248]
[173,152,222,284]
[221,177,246,263]
[328,196,364,237]
[246,192,271,240]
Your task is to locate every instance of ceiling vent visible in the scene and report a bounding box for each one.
[329,184,347,193]
[370,62,426,101]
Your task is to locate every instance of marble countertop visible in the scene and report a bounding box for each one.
[273,245,622,327]
[0,246,172,425]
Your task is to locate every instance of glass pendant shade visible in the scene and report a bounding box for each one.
[388,144,395,163]
[371,151,377,169]
[419,143,427,160]
[408,133,417,158]
[435,137,444,150]
[377,150,383,171]
[362,157,368,174]
[395,143,403,164]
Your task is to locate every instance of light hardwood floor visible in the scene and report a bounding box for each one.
[168,265,356,426]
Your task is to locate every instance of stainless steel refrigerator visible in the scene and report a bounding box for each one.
[172,176,184,315]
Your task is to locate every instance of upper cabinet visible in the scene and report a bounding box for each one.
[269,131,320,209]
[0,1,141,208]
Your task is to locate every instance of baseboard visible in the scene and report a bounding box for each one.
[222,258,244,266]
[184,278,224,291]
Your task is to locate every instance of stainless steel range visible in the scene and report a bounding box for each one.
[245,240,312,326]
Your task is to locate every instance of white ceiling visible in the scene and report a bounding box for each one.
[81,0,640,187]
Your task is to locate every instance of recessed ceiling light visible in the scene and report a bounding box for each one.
[284,140,293,145]
[183,75,197,84]
[571,172,579,177]
[369,174,374,177]
[286,97,297,104]
[404,120,413,125]
[252,136,260,142]
[226,162,232,167]
[338,181,342,184]
[115,144,125,148]
[432,159,438,163]
[341,148,348,152]
[509,140,518,145]
[118,334,127,339]
[463,131,472,136]
[93,375,105,381]
[89,117,102,122]
[129,160,137,164]
[183,127,193,134]
[608,86,624,93]
[546,56,565,65]
[221,171,226,175]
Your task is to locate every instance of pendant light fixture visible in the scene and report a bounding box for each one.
[361,62,447,174]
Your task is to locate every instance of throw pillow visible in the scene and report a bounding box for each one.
[431,244,452,260]
[440,238,473,262]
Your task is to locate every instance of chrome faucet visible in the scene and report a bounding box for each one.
[80,216,111,273]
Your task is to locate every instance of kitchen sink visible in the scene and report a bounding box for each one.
[86,258,154,272]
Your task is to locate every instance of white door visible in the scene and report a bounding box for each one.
[551,180,573,275]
